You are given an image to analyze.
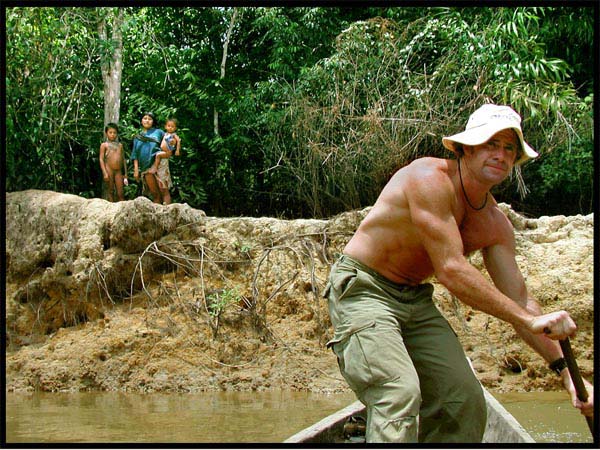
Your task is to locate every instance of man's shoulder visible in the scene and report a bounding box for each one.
[405,157,452,180]
[384,157,453,202]
[410,156,451,167]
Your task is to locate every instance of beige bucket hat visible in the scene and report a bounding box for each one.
[442,104,538,166]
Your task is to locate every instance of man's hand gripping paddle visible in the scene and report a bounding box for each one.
[545,327,594,436]
[559,338,594,436]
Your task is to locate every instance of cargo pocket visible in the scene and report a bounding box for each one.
[330,269,359,302]
[322,270,358,301]
[326,320,383,394]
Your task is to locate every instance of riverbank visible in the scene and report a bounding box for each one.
[5,190,594,395]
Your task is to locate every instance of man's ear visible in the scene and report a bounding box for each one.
[463,145,475,156]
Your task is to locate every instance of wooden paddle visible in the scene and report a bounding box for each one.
[559,338,594,436]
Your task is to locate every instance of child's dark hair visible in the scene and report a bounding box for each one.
[105,122,119,133]
[166,117,178,127]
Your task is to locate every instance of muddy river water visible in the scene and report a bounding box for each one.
[5,390,593,444]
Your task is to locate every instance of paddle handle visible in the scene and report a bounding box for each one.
[559,338,594,436]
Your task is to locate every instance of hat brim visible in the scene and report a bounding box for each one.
[442,121,538,166]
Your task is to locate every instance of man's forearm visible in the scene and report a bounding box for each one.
[438,258,535,329]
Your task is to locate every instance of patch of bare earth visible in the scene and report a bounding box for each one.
[5,190,594,396]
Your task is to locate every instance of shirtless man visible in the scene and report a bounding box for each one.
[324,104,594,443]
[99,122,128,202]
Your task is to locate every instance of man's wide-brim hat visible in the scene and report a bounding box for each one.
[442,104,538,166]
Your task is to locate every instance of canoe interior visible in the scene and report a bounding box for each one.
[284,389,535,443]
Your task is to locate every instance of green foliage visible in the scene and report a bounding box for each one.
[515,135,594,217]
[6,7,102,194]
[5,6,594,217]
[539,142,593,203]
[533,7,594,97]
[235,240,253,258]
[258,7,593,216]
[207,288,240,318]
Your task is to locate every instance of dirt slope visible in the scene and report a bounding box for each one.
[5,190,594,394]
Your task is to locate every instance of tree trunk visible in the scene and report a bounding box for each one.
[213,7,239,137]
[98,8,124,127]
[97,8,124,200]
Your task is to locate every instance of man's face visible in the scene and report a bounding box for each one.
[466,129,519,184]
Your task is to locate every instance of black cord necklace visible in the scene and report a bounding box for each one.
[458,158,488,211]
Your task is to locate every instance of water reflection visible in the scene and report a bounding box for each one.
[6,390,593,443]
[493,390,593,444]
[6,391,356,443]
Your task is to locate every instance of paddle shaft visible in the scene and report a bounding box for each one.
[559,338,594,436]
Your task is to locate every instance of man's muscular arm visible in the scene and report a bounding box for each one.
[482,231,564,361]
[404,163,575,339]
[483,235,593,417]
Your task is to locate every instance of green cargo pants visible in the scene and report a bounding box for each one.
[325,255,486,443]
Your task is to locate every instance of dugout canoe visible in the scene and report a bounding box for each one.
[284,388,535,443]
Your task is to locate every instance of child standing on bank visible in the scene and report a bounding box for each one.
[99,122,128,202]
[147,118,181,175]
